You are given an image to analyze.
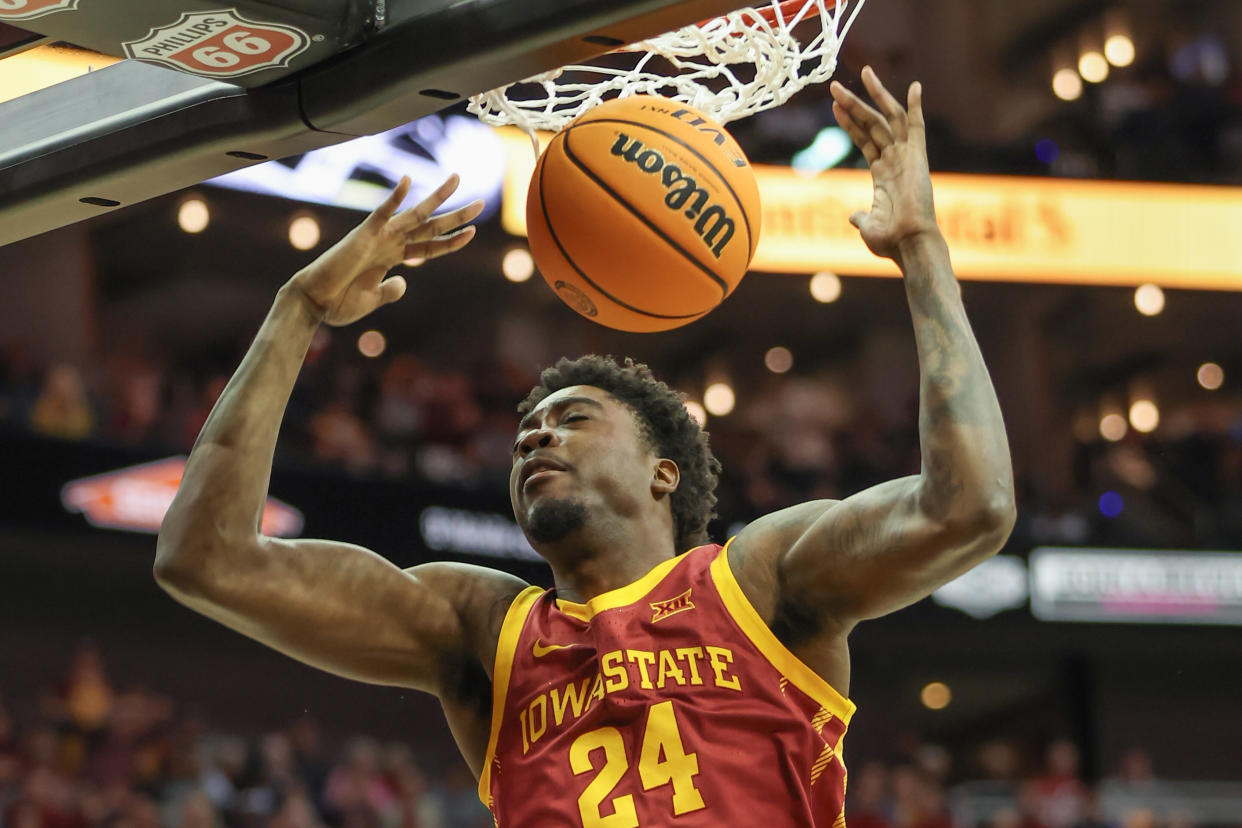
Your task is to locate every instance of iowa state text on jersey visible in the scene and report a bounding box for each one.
[479,542,856,827]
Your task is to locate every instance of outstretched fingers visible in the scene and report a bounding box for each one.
[861,65,909,143]
[367,176,412,227]
[830,78,893,156]
[393,174,464,234]
[907,81,927,153]
[832,99,880,165]
[417,199,485,241]
[403,224,477,263]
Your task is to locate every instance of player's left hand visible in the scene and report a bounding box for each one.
[830,66,939,262]
[288,175,484,327]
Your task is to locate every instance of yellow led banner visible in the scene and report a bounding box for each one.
[500,128,1242,290]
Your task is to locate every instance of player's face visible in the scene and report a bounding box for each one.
[510,385,660,543]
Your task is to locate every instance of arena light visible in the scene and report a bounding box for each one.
[684,400,707,427]
[1198,362,1224,391]
[288,215,321,250]
[791,126,853,174]
[1099,412,1127,442]
[920,682,951,710]
[1098,491,1124,517]
[1078,51,1110,83]
[502,248,535,282]
[211,114,503,218]
[1053,68,1084,101]
[1134,283,1165,316]
[1105,34,1136,67]
[764,346,794,374]
[357,330,386,358]
[809,271,842,303]
[177,197,210,234]
[704,383,735,417]
[1129,399,1159,433]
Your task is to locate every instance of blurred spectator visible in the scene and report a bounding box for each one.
[43,643,114,738]
[848,761,895,828]
[100,352,164,445]
[1029,739,1088,828]
[308,398,376,475]
[27,364,94,441]
[1099,748,1195,827]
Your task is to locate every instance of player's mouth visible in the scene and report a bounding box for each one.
[520,456,570,490]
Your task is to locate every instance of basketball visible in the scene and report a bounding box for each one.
[526,96,762,332]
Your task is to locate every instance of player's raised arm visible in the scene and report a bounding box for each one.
[154,178,524,695]
[734,68,1015,628]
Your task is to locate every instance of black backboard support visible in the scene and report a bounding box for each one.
[0,0,745,246]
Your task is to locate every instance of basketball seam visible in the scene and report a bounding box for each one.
[561,129,730,301]
[537,133,707,321]
[574,115,754,262]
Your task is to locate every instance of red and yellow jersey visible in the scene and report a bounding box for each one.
[478,540,855,827]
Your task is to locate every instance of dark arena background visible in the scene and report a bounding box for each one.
[3,1,1242,826]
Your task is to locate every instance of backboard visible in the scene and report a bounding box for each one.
[0,0,750,247]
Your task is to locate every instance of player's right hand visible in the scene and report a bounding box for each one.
[287,175,484,327]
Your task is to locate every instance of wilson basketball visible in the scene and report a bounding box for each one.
[526,96,761,332]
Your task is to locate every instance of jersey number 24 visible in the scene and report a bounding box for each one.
[570,700,706,827]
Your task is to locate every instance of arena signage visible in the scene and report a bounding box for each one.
[122,10,310,78]
[1030,547,1242,625]
[0,0,76,19]
[932,555,1028,619]
[61,457,303,537]
[499,129,1242,290]
[419,506,542,563]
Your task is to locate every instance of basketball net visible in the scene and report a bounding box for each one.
[467,0,865,139]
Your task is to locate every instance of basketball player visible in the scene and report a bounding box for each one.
[156,67,1014,826]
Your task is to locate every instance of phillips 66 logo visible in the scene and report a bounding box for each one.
[0,0,79,20]
[123,10,311,78]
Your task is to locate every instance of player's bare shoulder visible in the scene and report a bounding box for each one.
[404,561,530,682]
[727,500,840,621]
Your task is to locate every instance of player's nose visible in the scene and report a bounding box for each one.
[516,427,559,456]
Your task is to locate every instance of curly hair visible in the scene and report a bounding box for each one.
[518,355,721,552]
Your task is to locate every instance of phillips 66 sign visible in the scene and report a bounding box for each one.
[123,10,311,78]
[0,0,79,20]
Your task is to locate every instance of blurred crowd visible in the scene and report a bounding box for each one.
[847,737,1240,828]
[1,645,1234,828]
[3,332,1242,552]
[0,645,493,828]
[735,29,1242,187]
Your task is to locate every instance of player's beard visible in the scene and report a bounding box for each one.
[526,497,588,544]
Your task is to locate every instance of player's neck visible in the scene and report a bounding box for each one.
[544,517,677,604]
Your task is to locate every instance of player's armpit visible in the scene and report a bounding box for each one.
[153,536,527,695]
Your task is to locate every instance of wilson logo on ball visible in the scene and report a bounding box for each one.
[610,133,736,259]
[122,10,311,78]
[668,109,749,169]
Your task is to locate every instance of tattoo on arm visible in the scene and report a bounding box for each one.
[902,238,1012,519]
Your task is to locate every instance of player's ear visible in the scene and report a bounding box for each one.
[652,458,679,497]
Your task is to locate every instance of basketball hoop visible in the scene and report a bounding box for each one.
[467,0,865,137]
